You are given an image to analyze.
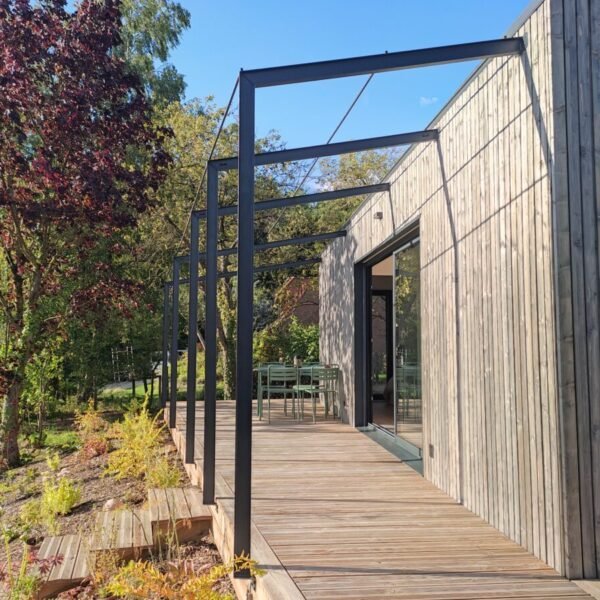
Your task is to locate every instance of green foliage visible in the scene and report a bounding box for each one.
[254,317,319,364]
[75,402,111,458]
[0,540,45,600]
[21,344,63,446]
[45,452,60,473]
[104,554,263,600]
[105,399,178,488]
[119,0,191,104]
[42,430,79,453]
[40,476,82,533]
[106,403,163,481]
[145,453,180,489]
[18,499,44,536]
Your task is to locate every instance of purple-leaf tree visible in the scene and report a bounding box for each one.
[0,0,169,466]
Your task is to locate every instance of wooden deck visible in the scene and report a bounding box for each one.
[170,400,590,600]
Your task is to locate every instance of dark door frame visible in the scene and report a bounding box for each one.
[354,221,420,429]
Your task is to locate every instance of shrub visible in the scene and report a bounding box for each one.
[40,475,81,533]
[46,452,60,473]
[18,499,44,534]
[145,453,181,489]
[104,554,262,600]
[254,317,319,364]
[106,403,163,481]
[75,403,111,460]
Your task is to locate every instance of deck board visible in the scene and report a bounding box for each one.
[173,401,590,600]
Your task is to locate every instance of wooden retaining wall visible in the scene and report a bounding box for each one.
[320,0,565,573]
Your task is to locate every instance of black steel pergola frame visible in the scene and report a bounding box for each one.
[168,234,341,432]
[185,130,438,501]
[160,256,322,410]
[160,37,526,574]
[233,37,524,573]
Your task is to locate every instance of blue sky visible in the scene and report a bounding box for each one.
[170,0,533,148]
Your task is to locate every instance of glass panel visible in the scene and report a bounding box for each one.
[393,242,422,450]
[371,294,393,431]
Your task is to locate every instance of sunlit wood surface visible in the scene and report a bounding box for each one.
[172,400,589,600]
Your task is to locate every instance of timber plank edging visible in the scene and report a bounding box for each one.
[167,412,305,600]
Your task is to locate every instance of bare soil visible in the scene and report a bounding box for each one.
[0,419,234,599]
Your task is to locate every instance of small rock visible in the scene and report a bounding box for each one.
[58,468,70,478]
[103,498,124,511]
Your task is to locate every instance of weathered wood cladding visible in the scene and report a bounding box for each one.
[550,0,600,580]
[320,2,564,572]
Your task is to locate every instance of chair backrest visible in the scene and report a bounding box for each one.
[267,365,298,383]
[309,366,339,383]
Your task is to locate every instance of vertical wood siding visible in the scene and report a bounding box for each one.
[320,1,564,572]
[551,0,600,580]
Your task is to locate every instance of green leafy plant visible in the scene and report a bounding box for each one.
[145,453,181,489]
[254,317,320,364]
[104,554,263,600]
[18,499,44,537]
[105,401,166,484]
[46,452,60,473]
[75,402,111,459]
[41,477,81,532]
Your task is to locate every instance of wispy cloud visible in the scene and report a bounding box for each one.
[419,96,439,106]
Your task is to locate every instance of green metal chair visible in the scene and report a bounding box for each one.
[263,365,298,424]
[294,366,339,423]
[256,362,283,419]
[396,363,421,422]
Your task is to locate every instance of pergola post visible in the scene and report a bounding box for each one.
[169,258,180,429]
[234,72,256,568]
[203,164,219,504]
[185,216,200,464]
[161,283,170,408]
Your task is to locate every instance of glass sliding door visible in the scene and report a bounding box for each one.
[371,291,393,432]
[393,240,422,450]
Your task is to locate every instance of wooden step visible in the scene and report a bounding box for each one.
[148,487,211,542]
[37,534,90,599]
[90,508,153,558]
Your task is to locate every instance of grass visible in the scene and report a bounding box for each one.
[43,429,79,452]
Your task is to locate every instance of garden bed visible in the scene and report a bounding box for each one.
[0,406,234,599]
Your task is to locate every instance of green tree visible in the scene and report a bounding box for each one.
[316,150,401,230]
[119,0,191,105]
[0,0,169,466]
[140,99,315,399]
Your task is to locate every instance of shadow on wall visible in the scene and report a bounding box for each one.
[320,233,359,425]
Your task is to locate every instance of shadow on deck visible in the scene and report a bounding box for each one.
[167,400,590,600]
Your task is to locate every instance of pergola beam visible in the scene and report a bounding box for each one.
[166,257,322,286]
[177,231,345,263]
[244,38,525,87]
[211,129,438,171]
[193,182,390,219]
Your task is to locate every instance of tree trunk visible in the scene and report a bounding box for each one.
[36,390,46,448]
[1,378,22,467]
[221,346,236,400]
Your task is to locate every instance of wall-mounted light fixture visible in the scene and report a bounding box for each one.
[374,211,383,220]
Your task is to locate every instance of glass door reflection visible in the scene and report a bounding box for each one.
[393,240,422,450]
